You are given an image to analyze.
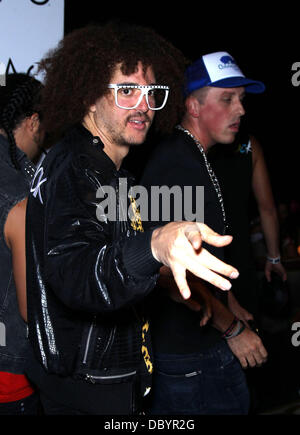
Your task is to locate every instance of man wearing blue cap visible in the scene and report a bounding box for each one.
[141,52,268,414]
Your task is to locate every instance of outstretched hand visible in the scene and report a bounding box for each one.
[151,222,239,300]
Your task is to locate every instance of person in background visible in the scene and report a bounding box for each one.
[0,73,44,415]
[141,51,268,414]
[210,132,287,322]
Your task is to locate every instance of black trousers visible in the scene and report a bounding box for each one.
[0,393,41,415]
[27,359,140,415]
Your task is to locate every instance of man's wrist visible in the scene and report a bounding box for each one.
[222,316,246,340]
[122,230,162,278]
[222,316,238,338]
[266,255,281,264]
[150,226,163,263]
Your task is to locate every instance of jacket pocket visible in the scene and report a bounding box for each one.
[75,316,113,373]
[84,369,137,384]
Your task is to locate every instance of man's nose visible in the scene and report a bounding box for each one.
[237,100,245,117]
[136,94,149,112]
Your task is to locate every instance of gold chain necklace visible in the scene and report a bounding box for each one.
[176,125,228,233]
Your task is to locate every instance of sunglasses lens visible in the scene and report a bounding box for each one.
[114,86,168,110]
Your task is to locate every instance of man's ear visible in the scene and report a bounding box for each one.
[185,96,200,118]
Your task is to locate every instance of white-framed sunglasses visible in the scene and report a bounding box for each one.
[108,84,169,110]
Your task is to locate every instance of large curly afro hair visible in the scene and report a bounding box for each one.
[38,21,188,139]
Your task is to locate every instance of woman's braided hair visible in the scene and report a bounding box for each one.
[0,73,42,170]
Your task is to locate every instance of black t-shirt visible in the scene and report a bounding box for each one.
[209,135,259,318]
[141,129,225,353]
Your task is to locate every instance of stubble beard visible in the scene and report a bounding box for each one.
[116,114,153,148]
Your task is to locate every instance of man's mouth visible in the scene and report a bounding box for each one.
[127,116,150,130]
[229,121,240,132]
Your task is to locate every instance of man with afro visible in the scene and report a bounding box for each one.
[25,21,238,414]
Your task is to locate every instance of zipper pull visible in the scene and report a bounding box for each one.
[85,374,96,384]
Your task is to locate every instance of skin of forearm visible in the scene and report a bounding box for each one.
[208,293,235,332]
[258,208,280,257]
[159,267,235,333]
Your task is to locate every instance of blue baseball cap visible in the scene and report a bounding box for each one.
[184,51,265,96]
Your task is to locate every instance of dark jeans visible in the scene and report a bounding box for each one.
[39,393,86,415]
[149,340,250,415]
[0,393,40,415]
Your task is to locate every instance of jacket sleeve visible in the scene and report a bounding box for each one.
[44,155,160,313]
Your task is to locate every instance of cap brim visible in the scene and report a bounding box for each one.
[209,77,265,93]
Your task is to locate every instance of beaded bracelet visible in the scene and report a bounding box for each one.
[222,316,238,339]
[225,320,246,340]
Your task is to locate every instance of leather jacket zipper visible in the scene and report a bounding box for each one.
[85,370,137,384]
[82,320,116,366]
[82,317,96,364]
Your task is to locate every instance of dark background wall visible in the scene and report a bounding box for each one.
[64,1,300,204]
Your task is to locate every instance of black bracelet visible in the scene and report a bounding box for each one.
[222,316,238,339]
[224,320,246,340]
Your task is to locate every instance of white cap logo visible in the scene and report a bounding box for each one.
[202,51,245,83]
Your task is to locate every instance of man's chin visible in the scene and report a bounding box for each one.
[123,134,148,147]
[221,132,238,145]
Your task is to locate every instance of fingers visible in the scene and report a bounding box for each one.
[195,248,239,279]
[236,335,268,369]
[171,264,191,300]
[239,356,248,369]
[258,343,268,362]
[179,247,238,291]
[195,223,233,247]
[245,348,268,368]
[245,354,257,368]
[181,256,233,291]
[168,230,237,292]
[200,305,212,327]
[152,222,239,295]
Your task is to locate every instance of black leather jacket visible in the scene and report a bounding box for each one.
[26,125,159,393]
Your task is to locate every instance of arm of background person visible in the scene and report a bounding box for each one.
[227,290,253,327]
[208,289,267,368]
[4,198,28,322]
[251,135,287,281]
[158,265,267,368]
[158,266,213,326]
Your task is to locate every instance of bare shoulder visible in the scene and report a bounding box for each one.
[4,198,28,249]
